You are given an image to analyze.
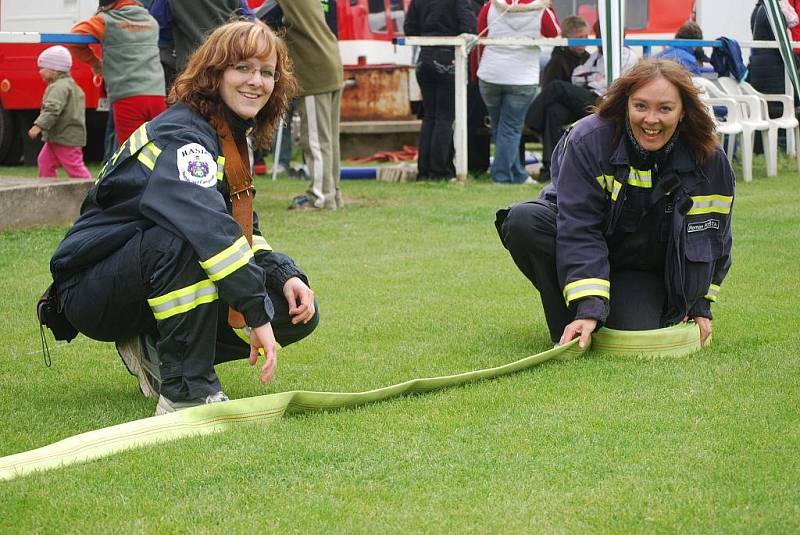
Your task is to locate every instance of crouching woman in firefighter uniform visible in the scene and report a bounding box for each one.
[497,58,734,348]
[48,20,318,414]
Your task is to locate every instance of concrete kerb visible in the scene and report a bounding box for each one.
[0,177,93,231]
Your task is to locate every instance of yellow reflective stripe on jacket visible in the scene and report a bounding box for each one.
[96,160,109,183]
[627,167,652,188]
[705,283,720,302]
[596,174,622,201]
[136,142,162,170]
[199,236,254,281]
[251,234,272,253]
[596,174,613,191]
[99,123,152,180]
[217,156,225,180]
[127,123,149,154]
[687,195,733,215]
[563,278,611,304]
[147,279,218,320]
[610,180,622,201]
[110,138,128,165]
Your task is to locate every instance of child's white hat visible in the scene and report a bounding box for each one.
[37,46,73,72]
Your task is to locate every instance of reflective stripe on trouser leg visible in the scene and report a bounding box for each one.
[140,227,223,401]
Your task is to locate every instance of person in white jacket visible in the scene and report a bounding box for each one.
[476,0,559,183]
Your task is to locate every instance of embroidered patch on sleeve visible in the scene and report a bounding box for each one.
[687,219,720,233]
[177,143,218,188]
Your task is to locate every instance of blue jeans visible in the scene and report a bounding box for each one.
[479,81,537,183]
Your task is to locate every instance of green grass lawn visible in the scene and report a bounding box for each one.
[0,154,798,532]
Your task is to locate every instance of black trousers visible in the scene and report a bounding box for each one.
[526,80,597,169]
[497,200,666,342]
[58,226,319,401]
[415,48,456,179]
[467,80,490,174]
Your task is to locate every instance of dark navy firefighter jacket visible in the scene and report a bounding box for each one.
[542,114,734,326]
[50,103,305,329]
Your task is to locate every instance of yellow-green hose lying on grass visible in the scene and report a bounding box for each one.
[0,323,703,481]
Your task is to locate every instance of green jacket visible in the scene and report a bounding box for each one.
[34,73,87,147]
[99,5,164,103]
[276,0,343,96]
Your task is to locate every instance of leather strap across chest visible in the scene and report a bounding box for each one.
[213,116,254,329]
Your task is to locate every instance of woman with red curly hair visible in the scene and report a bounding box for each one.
[497,58,735,349]
[48,19,318,415]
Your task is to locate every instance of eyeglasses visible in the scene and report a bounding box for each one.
[229,62,280,82]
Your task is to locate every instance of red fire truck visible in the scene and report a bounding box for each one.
[1,0,735,164]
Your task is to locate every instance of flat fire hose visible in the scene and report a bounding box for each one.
[0,324,703,481]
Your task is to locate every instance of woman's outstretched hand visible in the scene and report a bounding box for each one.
[249,322,277,384]
[686,316,712,346]
[559,318,598,349]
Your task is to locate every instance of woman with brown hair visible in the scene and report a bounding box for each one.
[47,19,318,415]
[496,58,734,348]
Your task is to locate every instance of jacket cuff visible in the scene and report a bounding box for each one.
[241,295,275,328]
[258,251,308,292]
[687,298,713,320]
[573,296,609,324]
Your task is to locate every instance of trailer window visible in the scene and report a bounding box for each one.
[551,0,648,31]
[367,0,406,34]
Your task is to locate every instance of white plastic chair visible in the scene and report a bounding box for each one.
[693,76,774,182]
[701,96,743,166]
[718,76,800,173]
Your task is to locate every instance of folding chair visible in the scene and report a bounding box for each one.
[693,76,773,182]
[717,76,800,173]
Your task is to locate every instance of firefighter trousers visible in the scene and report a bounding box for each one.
[58,226,319,401]
[497,200,666,343]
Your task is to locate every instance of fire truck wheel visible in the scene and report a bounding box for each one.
[0,112,23,165]
[0,104,17,164]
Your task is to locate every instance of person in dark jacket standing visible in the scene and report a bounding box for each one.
[404,0,476,180]
[497,58,734,348]
[48,20,318,415]
[148,0,255,72]
[748,0,791,118]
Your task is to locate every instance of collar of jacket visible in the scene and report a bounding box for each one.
[553,46,589,62]
[220,103,256,143]
[608,124,698,177]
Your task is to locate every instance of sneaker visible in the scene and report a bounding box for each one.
[288,194,311,210]
[155,391,229,415]
[115,334,161,399]
[522,177,536,185]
